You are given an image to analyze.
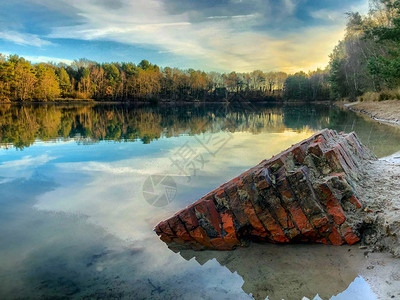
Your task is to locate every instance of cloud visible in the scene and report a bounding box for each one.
[56,161,158,175]
[283,0,297,15]
[0,154,55,169]
[310,1,369,23]
[33,129,317,243]
[0,30,52,47]
[310,9,342,22]
[9,0,368,72]
[0,154,57,181]
[1,51,73,65]
[22,55,73,65]
[42,0,328,72]
[207,14,257,20]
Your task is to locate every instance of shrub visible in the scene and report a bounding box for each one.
[359,89,400,102]
[378,92,391,101]
[358,91,380,102]
[69,91,88,99]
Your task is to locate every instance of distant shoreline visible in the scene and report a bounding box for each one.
[0,99,333,106]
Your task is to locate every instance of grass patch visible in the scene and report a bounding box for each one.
[358,88,400,102]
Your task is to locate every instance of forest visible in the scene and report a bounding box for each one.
[0,0,399,103]
[0,55,288,103]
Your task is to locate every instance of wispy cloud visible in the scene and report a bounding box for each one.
[43,0,345,72]
[310,1,369,23]
[1,0,369,72]
[310,9,344,22]
[0,154,57,181]
[207,14,257,20]
[0,154,55,169]
[0,52,73,65]
[24,55,73,64]
[0,30,52,47]
[283,0,297,15]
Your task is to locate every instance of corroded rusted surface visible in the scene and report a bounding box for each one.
[155,129,375,250]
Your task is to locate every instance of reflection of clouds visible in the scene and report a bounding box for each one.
[169,129,316,192]
[0,154,57,180]
[34,128,316,244]
[30,157,251,297]
[35,157,176,243]
[178,243,381,300]
[29,139,77,147]
[0,176,248,299]
[332,277,377,300]
[0,178,13,184]
[30,128,320,297]
[58,161,152,175]
[0,139,77,150]
[1,126,395,299]
[0,154,54,168]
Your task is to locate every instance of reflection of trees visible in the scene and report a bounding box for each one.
[0,104,289,149]
[281,104,333,130]
[1,104,400,157]
[177,243,365,300]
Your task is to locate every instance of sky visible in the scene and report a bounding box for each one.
[0,0,369,73]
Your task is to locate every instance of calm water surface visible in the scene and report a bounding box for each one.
[1,103,399,300]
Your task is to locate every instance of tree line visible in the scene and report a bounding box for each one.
[0,54,288,102]
[0,0,398,103]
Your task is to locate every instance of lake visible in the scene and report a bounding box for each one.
[1,102,400,300]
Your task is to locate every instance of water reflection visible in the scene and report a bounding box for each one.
[1,103,399,299]
[0,174,379,300]
[1,103,400,157]
[179,244,377,300]
[0,177,248,299]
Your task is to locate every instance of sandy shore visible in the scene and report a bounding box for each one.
[343,101,400,127]
[355,152,400,298]
[360,152,400,255]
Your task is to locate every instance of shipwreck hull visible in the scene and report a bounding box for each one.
[155,129,376,250]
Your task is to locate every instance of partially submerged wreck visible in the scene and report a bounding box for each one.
[155,129,377,250]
